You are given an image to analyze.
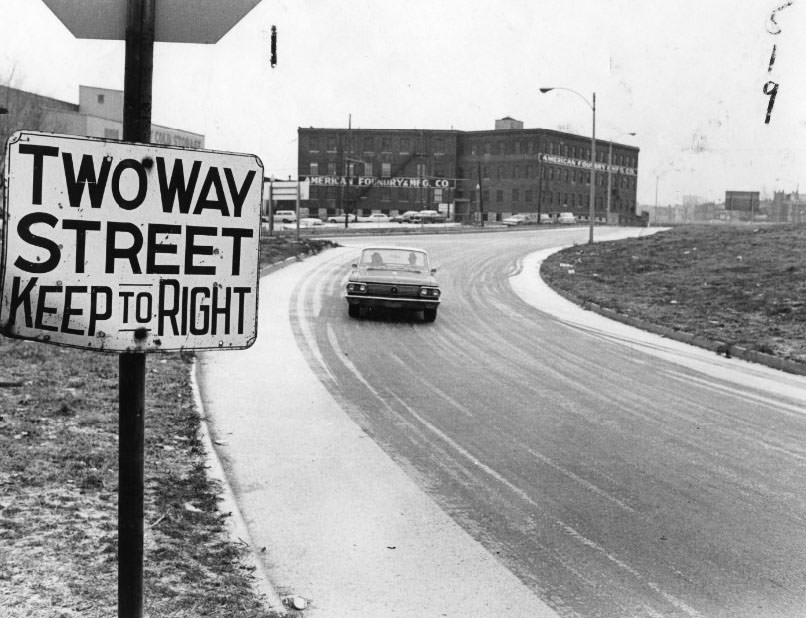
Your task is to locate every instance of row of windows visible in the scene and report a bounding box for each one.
[466,140,636,167]
[473,165,635,186]
[311,186,446,203]
[305,134,448,155]
[480,189,633,210]
[306,160,634,188]
[308,161,444,178]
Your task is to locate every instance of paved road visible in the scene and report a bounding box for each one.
[201,227,806,617]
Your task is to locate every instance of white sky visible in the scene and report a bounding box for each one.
[2,0,805,206]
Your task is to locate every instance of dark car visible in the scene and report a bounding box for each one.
[412,209,446,224]
[345,247,441,322]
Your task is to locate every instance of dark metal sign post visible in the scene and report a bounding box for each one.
[12,4,264,618]
[119,3,154,615]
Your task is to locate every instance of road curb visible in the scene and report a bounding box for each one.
[188,247,331,616]
[543,273,806,377]
[190,359,287,614]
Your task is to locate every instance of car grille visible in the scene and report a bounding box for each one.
[366,283,420,298]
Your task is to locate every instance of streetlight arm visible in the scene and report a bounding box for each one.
[539,87,594,110]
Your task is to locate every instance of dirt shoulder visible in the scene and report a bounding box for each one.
[0,235,336,618]
[541,224,806,371]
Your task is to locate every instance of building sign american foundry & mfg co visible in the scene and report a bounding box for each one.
[1,131,263,352]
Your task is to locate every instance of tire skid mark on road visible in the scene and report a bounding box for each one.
[661,367,806,418]
[288,249,353,387]
[316,316,702,616]
[381,390,706,618]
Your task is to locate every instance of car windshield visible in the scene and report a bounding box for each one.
[360,249,429,272]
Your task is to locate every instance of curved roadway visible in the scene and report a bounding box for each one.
[202,227,806,618]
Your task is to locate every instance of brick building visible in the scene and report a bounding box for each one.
[298,118,639,222]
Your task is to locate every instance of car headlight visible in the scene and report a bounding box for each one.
[419,287,440,298]
[347,282,367,294]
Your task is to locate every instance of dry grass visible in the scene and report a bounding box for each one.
[541,224,806,364]
[0,235,335,617]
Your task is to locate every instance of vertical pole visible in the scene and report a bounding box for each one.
[120,1,153,617]
[477,161,484,227]
[295,179,300,242]
[588,92,596,244]
[606,141,613,222]
[267,182,274,237]
[118,353,146,618]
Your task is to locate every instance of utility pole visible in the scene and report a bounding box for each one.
[477,160,484,227]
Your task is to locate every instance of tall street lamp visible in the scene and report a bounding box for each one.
[540,87,596,244]
[607,132,636,222]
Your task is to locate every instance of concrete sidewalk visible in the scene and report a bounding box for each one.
[196,248,560,618]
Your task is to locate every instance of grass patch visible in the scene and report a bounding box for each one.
[0,235,335,617]
[541,224,806,364]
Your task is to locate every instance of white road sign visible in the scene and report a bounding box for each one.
[1,131,263,352]
[267,179,310,201]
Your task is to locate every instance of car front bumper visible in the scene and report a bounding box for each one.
[346,294,440,310]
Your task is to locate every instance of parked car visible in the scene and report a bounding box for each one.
[358,213,391,223]
[557,212,577,224]
[502,213,538,226]
[273,209,297,223]
[345,246,441,322]
[297,217,326,228]
[327,213,357,223]
[539,214,553,224]
[412,209,446,224]
[391,210,421,223]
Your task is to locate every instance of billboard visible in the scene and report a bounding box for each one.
[725,191,760,212]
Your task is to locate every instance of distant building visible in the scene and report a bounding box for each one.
[725,190,760,212]
[297,117,639,223]
[1,83,203,164]
[771,191,806,223]
[0,84,204,209]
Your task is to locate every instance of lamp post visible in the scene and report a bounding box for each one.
[539,87,596,244]
[606,132,636,222]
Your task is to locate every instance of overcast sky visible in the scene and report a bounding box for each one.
[2,0,805,206]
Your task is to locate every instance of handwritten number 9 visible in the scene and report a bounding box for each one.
[763,81,778,124]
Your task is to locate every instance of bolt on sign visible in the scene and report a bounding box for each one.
[1,131,263,352]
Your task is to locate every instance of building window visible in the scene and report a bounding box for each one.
[400,137,410,153]
[434,137,444,154]
[496,190,504,203]
[309,162,319,175]
[382,162,391,177]
[97,94,105,104]
[416,162,426,177]
[434,188,443,202]
[327,161,337,175]
[327,136,337,151]
[482,189,490,203]
[363,136,374,152]
[512,188,520,203]
[382,137,392,152]
[513,165,520,179]
[525,189,533,202]
[363,162,373,177]
[381,187,391,201]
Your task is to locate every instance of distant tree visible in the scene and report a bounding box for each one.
[0,68,67,208]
